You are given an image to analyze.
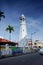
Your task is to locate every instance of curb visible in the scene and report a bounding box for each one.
[0,52,36,59]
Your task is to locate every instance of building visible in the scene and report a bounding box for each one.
[0,38,18,56]
[0,38,18,46]
[28,39,43,51]
[19,14,28,47]
[33,40,43,49]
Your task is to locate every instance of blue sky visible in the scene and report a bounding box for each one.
[0,0,43,42]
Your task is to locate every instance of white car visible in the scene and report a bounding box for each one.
[39,48,43,54]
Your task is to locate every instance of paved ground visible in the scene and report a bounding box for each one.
[0,53,43,65]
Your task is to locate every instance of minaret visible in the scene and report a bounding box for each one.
[19,14,28,47]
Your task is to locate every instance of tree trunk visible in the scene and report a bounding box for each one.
[0,17,1,21]
[9,33,11,41]
[0,45,1,57]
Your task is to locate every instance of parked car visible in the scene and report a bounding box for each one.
[39,48,43,55]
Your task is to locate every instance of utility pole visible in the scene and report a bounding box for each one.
[31,32,36,52]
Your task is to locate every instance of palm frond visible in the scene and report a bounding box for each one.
[0,10,4,14]
[1,15,5,18]
[6,28,9,31]
[0,10,5,21]
[6,25,14,33]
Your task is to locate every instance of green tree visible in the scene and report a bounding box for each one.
[0,10,5,21]
[6,25,14,40]
[0,11,5,56]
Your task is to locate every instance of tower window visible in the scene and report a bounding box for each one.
[23,18,25,21]
[23,30,24,31]
[20,18,22,20]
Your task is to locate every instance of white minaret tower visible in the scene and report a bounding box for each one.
[19,14,28,47]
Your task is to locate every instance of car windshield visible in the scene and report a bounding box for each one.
[42,48,43,49]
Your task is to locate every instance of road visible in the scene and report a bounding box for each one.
[0,53,43,65]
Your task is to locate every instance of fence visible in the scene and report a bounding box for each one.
[1,46,30,56]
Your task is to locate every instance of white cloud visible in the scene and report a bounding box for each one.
[27,17,43,33]
[0,36,4,39]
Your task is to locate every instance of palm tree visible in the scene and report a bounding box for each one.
[0,11,5,56]
[6,25,14,40]
[0,10,5,21]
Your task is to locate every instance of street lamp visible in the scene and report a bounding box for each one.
[26,37,28,47]
[31,32,36,52]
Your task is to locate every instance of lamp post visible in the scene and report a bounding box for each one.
[31,32,36,52]
[26,37,28,47]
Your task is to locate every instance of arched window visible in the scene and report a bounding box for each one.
[34,43,37,45]
[39,46,41,48]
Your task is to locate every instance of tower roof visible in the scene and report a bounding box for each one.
[20,14,26,20]
[21,14,25,18]
[21,14,25,17]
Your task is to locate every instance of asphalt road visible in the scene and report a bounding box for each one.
[0,53,43,65]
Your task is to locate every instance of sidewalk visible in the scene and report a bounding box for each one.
[0,51,36,59]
